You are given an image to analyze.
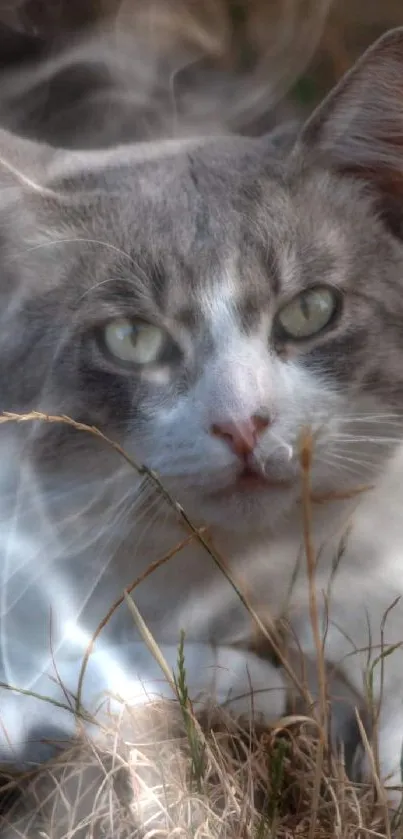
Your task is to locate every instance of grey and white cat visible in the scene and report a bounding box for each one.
[1,25,403,803]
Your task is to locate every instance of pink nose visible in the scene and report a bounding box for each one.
[210,414,270,458]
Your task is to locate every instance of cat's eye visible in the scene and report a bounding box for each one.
[275,286,340,341]
[102,318,165,365]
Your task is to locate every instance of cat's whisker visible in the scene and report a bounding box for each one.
[313,434,401,455]
[324,449,378,467]
[329,434,403,445]
[335,413,403,425]
[14,238,144,277]
[318,451,377,474]
[314,456,373,481]
[127,493,168,557]
[78,267,152,302]
[1,470,154,588]
[317,445,378,466]
[1,476,160,618]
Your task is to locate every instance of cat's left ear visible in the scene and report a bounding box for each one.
[294,27,403,230]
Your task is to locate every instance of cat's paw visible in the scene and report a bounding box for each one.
[355,700,403,811]
[0,642,287,765]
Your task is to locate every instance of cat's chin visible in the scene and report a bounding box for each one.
[189,479,297,535]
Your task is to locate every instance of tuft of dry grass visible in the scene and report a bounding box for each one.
[0,701,390,838]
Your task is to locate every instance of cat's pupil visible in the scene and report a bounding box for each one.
[300,296,310,320]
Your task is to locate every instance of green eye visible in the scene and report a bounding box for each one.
[102,318,165,365]
[275,286,340,341]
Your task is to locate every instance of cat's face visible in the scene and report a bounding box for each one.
[2,28,403,537]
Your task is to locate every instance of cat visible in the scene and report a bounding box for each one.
[1,24,403,807]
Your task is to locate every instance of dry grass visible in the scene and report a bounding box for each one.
[0,703,390,839]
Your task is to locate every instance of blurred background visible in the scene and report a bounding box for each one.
[0,1,401,145]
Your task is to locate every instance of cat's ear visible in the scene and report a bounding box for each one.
[295,27,403,230]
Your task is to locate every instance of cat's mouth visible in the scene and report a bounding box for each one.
[210,465,292,497]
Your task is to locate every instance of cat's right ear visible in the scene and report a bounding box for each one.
[294,27,403,232]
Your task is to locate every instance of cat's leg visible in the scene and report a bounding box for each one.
[83,640,287,722]
[0,641,287,765]
[287,602,403,797]
[192,645,287,721]
[280,610,372,776]
[355,696,403,811]
[306,660,403,808]
[283,647,370,775]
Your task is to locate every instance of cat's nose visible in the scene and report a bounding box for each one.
[210,414,270,458]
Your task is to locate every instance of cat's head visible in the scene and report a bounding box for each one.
[1,28,403,536]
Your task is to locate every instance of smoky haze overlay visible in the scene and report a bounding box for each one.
[0,1,333,148]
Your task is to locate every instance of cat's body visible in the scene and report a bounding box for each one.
[3,433,403,781]
[1,28,403,804]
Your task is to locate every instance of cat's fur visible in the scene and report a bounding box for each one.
[1,26,403,802]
